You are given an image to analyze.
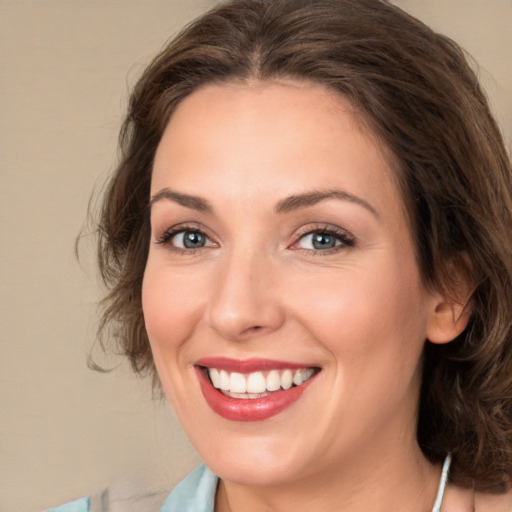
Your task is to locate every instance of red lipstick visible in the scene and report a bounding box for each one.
[195,358,318,422]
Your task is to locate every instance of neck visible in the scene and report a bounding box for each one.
[215,439,442,512]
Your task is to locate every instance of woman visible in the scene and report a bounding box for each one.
[49,0,512,510]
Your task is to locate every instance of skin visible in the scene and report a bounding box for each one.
[143,80,470,512]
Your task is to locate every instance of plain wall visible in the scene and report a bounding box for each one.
[0,1,510,511]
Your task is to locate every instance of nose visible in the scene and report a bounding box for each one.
[205,251,285,341]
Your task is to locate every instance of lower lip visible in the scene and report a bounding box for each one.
[196,367,317,422]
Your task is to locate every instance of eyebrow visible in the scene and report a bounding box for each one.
[275,189,379,217]
[149,187,378,218]
[149,188,213,213]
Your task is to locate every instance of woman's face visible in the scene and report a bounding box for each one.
[143,80,441,486]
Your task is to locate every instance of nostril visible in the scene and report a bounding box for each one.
[243,325,263,335]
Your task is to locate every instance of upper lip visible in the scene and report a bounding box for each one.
[195,357,318,373]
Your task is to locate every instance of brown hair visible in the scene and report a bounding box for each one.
[96,0,512,491]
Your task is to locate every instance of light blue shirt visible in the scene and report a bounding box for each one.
[45,497,90,512]
[45,465,218,512]
[160,464,217,512]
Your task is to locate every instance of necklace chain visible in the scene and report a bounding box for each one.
[431,454,452,512]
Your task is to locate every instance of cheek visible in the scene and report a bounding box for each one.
[290,259,429,426]
[142,263,204,361]
[141,263,208,417]
[284,257,429,363]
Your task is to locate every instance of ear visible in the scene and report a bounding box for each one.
[426,257,473,344]
[426,295,472,344]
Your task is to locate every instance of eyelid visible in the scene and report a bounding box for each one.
[289,224,356,253]
[153,222,354,255]
[154,223,217,249]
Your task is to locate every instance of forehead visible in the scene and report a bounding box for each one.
[151,80,402,220]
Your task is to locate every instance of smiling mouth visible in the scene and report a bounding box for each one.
[195,358,321,421]
[203,367,318,399]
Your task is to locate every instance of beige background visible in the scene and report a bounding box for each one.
[0,1,511,511]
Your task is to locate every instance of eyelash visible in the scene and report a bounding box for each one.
[154,224,355,255]
[292,225,355,255]
[155,224,211,255]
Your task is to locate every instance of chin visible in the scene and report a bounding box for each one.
[204,449,307,487]
[188,422,321,487]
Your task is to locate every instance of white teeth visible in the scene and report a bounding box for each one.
[281,369,293,390]
[207,367,316,395]
[294,368,314,386]
[247,372,266,393]
[219,370,230,391]
[266,370,281,391]
[209,368,220,388]
[303,368,314,381]
[229,372,247,393]
[225,391,267,399]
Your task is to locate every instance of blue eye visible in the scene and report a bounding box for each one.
[156,227,215,251]
[173,230,207,249]
[313,233,338,249]
[298,232,341,250]
[296,228,354,252]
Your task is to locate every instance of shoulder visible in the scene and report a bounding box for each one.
[160,465,218,512]
[443,484,512,512]
[44,497,90,512]
[43,466,217,512]
[441,484,512,512]
[43,479,168,512]
[474,489,512,512]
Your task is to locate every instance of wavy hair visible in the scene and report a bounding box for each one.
[95,0,512,491]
